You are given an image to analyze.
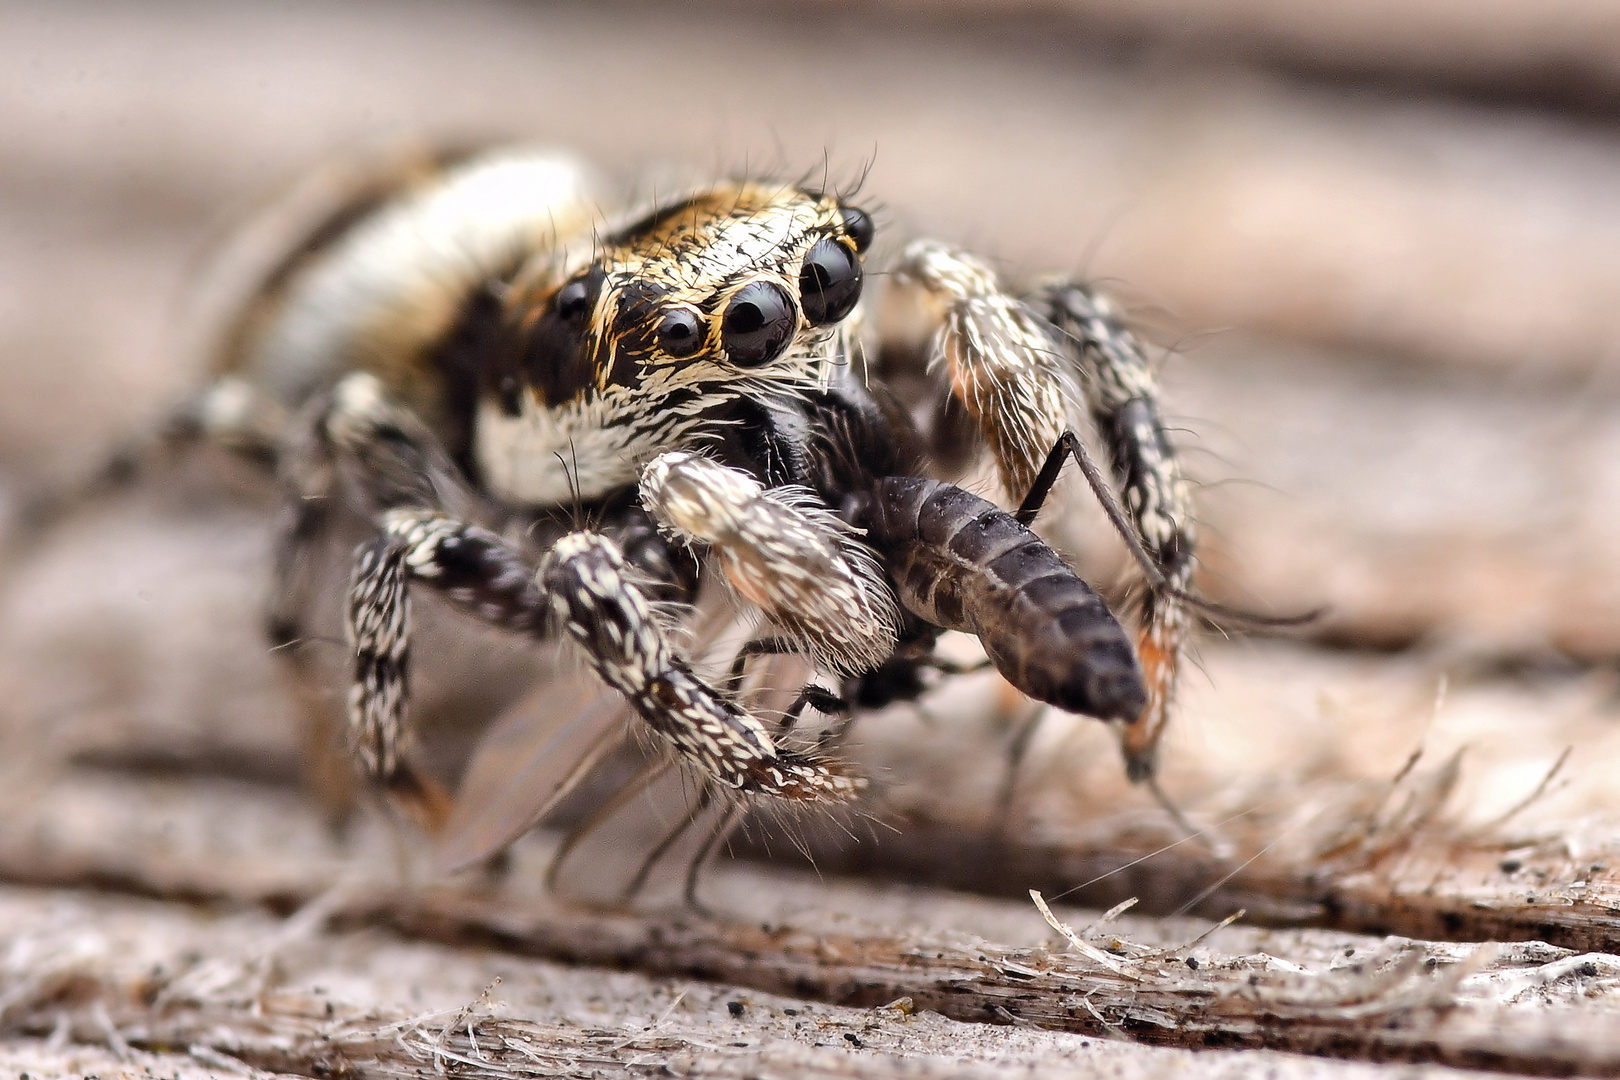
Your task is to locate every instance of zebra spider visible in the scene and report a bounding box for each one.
[126,145,1222,894]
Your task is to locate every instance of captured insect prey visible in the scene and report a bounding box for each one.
[101,145,1230,897]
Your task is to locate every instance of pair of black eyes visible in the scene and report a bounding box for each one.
[554,209,870,368]
[717,233,866,367]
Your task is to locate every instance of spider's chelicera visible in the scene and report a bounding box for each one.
[183,147,1201,878]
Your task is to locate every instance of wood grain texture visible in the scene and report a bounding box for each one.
[0,771,1613,1077]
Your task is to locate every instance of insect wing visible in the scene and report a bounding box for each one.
[435,669,631,874]
[545,648,821,904]
[434,589,761,874]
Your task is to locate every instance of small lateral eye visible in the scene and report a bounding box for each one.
[722,281,796,367]
[839,205,874,253]
[554,277,594,323]
[799,237,863,326]
[657,308,705,358]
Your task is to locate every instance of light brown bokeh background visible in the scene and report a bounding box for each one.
[7,4,1620,1076]
[11,0,1620,656]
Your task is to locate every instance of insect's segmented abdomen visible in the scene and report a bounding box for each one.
[865,477,1146,723]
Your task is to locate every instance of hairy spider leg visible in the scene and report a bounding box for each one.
[638,450,899,679]
[890,242,1073,500]
[537,530,861,802]
[266,372,522,829]
[889,242,1199,786]
[1033,283,1196,784]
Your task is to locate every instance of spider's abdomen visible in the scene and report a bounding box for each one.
[864,476,1146,723]
[218,149,600,426]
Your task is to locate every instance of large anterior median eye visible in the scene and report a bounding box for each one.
[799,237,863,325]
[722,281,795,367]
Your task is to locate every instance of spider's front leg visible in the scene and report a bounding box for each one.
[637,450,900,681]
[271,372,492,829]
[321,375,859,825]
[534,529,860,802]
[891,242,1196,781]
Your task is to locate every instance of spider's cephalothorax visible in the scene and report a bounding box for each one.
[473,182,865,508]
[185,146,1200,868]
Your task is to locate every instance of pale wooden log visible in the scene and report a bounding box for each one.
[0,887,1514,1080]
[4,770,1620,1074]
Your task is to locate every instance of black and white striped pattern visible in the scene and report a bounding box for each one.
[1039,282,1197,780]
[539,532,860,802]
[346,537,412,778]
[344,506,861,803]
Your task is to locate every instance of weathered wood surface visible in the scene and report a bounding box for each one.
[10,499,1618,949]
[5,770,1620,1078]
[6,2,1620,1078]
[0,883,1532,1080]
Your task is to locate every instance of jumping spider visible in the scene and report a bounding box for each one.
[122,145,1230,893]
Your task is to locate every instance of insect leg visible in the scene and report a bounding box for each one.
[639,450,899,678]
[544,756,677,894]
[344,513,533,828]
[621,783,715,902]
[1030,282,1196,783]
[724,640,846,737]
[784,685,849,734]
[685,800,745,914]
[997,700,1050,812]
[725,636,802,693]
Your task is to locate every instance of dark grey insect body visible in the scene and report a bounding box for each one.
[865,476,1144,721]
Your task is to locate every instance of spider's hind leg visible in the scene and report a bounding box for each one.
[1029,281,1196,783]
[13,375,290,553]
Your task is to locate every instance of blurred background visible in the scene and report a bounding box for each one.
[6,0,1620,870]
